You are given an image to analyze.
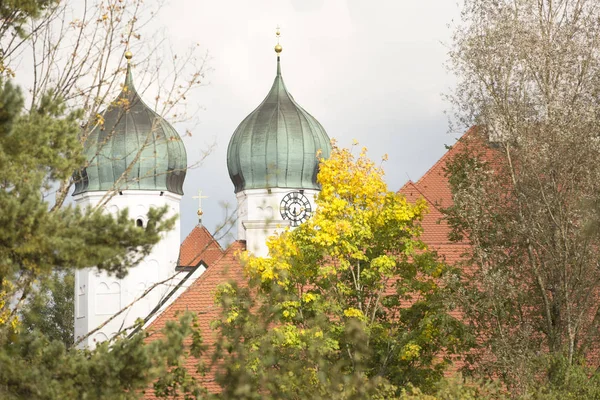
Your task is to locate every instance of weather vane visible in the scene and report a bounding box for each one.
[192,189,209,225]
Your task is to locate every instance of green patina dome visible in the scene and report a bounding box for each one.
[227,56,331,193]
[73,60,187,196]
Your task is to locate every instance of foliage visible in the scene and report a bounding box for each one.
[0,78,175,313]
[0,0,57,38]
[0,1,209,398]
[20,271,75,347]
[400,375,507,400]
[521,357,600,400]
[446,0,600,392]
[213,144,471,398]
[0,64,199,399]
[0,0,59,76]
[0,312,207,400]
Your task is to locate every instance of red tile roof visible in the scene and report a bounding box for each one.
[398,128,483,250]
[143,129,478,398]
[411,128,477,208]
[177,224,224,267]
[144,241,246,397]
[399,181,452,245]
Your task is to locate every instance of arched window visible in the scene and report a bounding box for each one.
[136,218,144,227]
[93,332,108,344]
[95,282,121,315]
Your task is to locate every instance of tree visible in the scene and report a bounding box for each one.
[446,0,600,392]
[212,144,470,399]
[20,271,75,347]
[0,1,213,398]
[0,58,207,400]
[1,0,210,210]
[0,0,58,75]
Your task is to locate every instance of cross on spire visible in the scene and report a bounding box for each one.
[192,189,209,224]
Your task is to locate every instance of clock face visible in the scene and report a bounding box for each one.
[280,191,312,227]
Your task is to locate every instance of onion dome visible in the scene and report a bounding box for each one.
[227,48,331,194]
[73,52,187,196]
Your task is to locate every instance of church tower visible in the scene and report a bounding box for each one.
[72,51,187,348]
[227,30,332,256]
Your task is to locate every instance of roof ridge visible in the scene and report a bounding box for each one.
[415,127,476,188]
[146,241,246,333]
[397,179,414,192]
[182,241,240,291]
[400,180,444,215]
[198,224,225,252]
[177,225,225,266]
[415,142,455,187]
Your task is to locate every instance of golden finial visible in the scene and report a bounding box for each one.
[192,189,209,225]
[274,26,282,54]
[125,50,133,62]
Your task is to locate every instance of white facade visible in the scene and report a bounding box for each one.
[236,188,319,257]
[73,190,183,349]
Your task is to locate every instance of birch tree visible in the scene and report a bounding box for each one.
[446,0,600,391]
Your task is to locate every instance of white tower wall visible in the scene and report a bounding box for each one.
[236,188,319,257]
[73,190,182,349]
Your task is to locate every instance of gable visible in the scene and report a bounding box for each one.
[177,224,224,268]
[145,241,247,394]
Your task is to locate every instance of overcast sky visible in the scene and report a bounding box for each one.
[146,0,464,244]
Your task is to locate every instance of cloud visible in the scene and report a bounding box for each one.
[123,0,462,243]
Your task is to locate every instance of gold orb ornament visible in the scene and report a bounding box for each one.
[125,50,133,60]
[274,26,282,54]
